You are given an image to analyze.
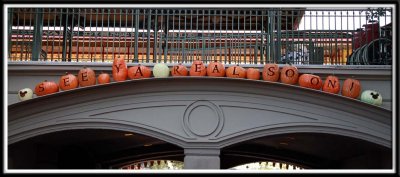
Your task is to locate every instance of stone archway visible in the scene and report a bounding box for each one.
[8,77,392,169]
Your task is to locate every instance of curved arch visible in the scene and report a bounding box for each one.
[8,77,392,149]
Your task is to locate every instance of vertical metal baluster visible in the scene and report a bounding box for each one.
[183,9,187,63]
[303,10,306,65]
[51,8,56,61]
[243,10,247,64]
[165,10,169,63]
[277,9,281,64]
[130,9,134,63]
[68,8,74,62]
[45,8,50,61]
[76,8,81,62]
[93,8,99,62]
[19,9,25,61]
[123,8,128,62]
[260,10,264,64]
[134,9,139,62]
[158,9,163,63]
[106,9,110,61]
[249,10,252,64]
[82,9,87,61]
[119,8,123,60]
[178,10,181,63]
[292,9,295,64]
[153,9,158,63]
[146,9,151,62]
[195,9,198,61]
[141,9,145,62]
[224,9,228,64]
[111,8,116,59]
[208,9,211,62]
[202,9,205,62]
[100,9,104,62]
[285,9,288,64]
[230,10,234,64]
[255,10,258,64]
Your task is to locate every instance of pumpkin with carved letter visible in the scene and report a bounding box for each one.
[18,88,33,101]
[299,74,323,90]
[59,72,79,91]
[112,56,128,82]
[78,66,96,87]
[128,64,151,79]
[171,63,188,77]
[322,75,340,94]
[280,64,299,85]
[190,60,207,76]
[34,80,59,96]
[226,64,246,78]
[361,90,382,106]
[341,78,361,99]
[207,60,225,77]
[262,63,280,82]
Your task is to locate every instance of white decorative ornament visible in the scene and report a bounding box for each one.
[18,88,33,101]
[153,63,170,78]
[361,90,383,106]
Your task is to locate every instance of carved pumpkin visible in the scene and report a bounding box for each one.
[18,88,33,101]
[153,63,170,78]
[190,60,207,76]
[226,65,246,78]
[59,72,79,91]
[34,80,59,96]
[246,68,260,80]
[128,64,152,79]
[299,74,323,90]
[171,63,188,76]
[112,56,128,82]
[341,78,361,99]
[361,90,383,106]
[322,75,340,94]
[97,72,111,84]
[280,65,299,85]
[78,66,96,87]
[262,63,280,82]
[207,60,225,77]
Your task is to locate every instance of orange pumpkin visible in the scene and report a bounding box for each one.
[226,65,246,78]
[262,63,280,82]
[171,63,188,76]
[78,66,96,87]
[128,64,152,79]
[342,78,361,99]
[207,60,225,77]
[98,72,111,84]
[34,80,59,96]
[322,75,340,94]
[280,65,299,85]
[190,60,207,76]
[246,68,260,80]
[299,74,323,90]
[112,56,128,82]
[59,72,79,91]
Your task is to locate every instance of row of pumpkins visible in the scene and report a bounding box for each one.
[18,56,383,106]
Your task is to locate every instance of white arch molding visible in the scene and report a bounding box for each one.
[8,77,392,169]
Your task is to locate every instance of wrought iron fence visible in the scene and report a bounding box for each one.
[7,7,393,65]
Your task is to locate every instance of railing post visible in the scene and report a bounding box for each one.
[31,8,43,61]
[153,9,158,63]
[8,8,13,60]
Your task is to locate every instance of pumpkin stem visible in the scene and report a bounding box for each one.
[214,59,218,62]
[65,72,68,75]
[236,64,239,66]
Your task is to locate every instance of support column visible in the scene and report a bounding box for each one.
[184,148,220,169]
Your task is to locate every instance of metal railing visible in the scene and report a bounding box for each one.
[7,8,393,65]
